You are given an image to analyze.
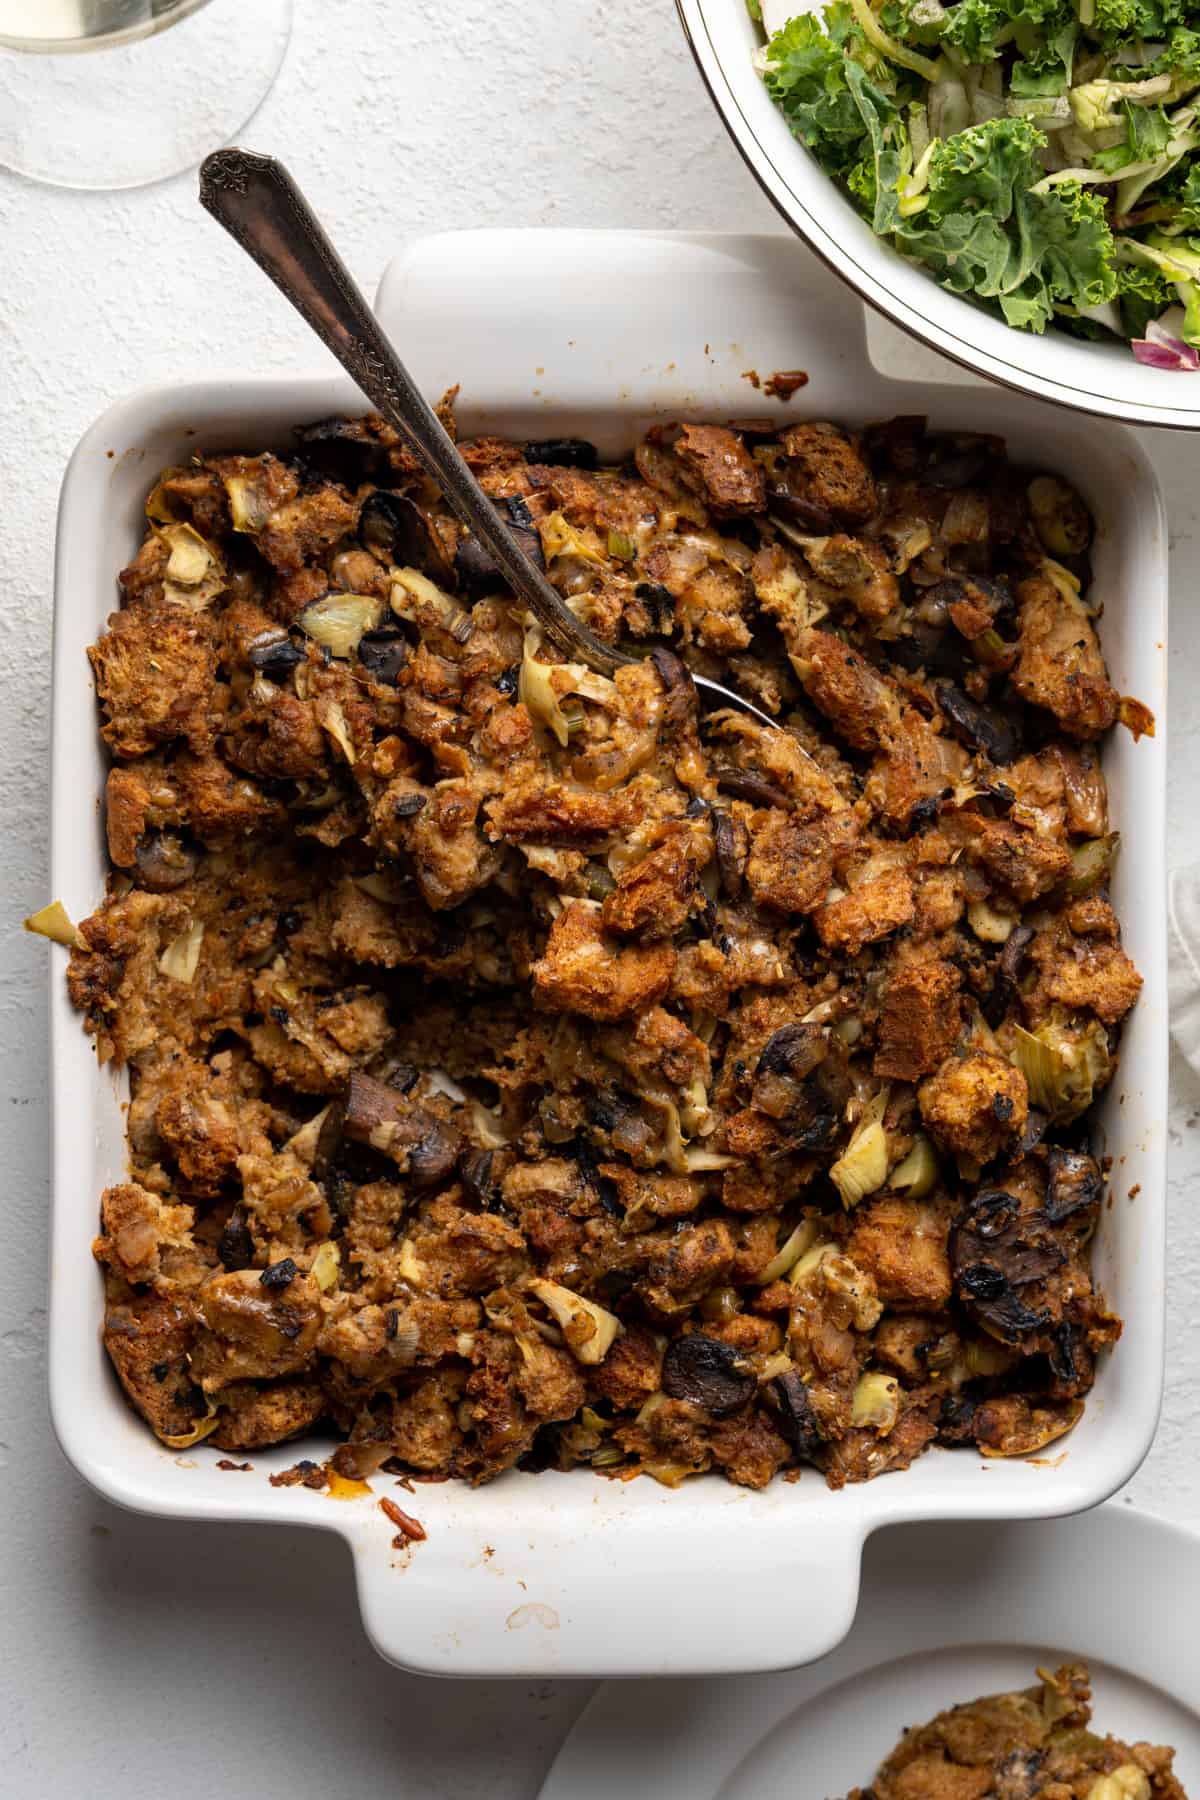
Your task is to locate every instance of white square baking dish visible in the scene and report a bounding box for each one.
[49,230,1168,1679]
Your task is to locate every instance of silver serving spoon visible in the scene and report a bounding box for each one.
[198,148,777,726]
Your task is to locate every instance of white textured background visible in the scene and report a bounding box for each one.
[1,0,1196,1792]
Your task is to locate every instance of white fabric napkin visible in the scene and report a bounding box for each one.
[1169,865,1200,1072]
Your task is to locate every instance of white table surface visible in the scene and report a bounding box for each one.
[1,1,1196,1792]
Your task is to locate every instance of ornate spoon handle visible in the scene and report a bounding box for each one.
[199,147,626,674]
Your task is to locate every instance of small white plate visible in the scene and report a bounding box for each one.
[539,1506,1200,1799]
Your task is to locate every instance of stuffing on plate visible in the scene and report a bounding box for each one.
[843,1663,1189,1799]
[54,405,1149,1488]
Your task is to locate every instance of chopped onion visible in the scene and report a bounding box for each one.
[684,1146,739,1172]
[311,1242,340,1293]
[158,919,204,984]
[396,1239,425,1286]
[967,897,1018,944]
[1133,319,1200,371]
[285,1103,334,1166]
[469,1101,509,1149]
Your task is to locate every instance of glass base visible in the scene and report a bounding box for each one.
[0,0,292,191]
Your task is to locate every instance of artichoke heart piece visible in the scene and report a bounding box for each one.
[160,1397,220,1450]
[851,1371,900,1435]
[389,565,472,642]
[539,509,608,566]
[527,1278,621,1365]
[223,471,277,534]
[518,631,617,748]
[756,1217,821,1286]
[1011,1021,1111,1121]
[156,522,226,610]
[889,1133,938,1199]
[24,900,88,950]
[830,1087,891,1209]
[298,591,384,659]
[1064,833,1119,899]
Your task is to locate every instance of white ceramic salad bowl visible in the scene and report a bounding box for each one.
[678,0,1200,429]
[50,230,1167,1677]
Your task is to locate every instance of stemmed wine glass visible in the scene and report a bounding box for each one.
[0,0,292,190]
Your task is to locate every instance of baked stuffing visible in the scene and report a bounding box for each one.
[843,1664,1188,1800]
[62,408,1148,1488]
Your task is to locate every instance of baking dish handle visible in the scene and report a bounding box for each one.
[348,1508,867,1679]
[373,229,872,423]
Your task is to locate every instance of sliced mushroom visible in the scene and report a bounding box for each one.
[634,580,676,631]
[715,768,790,808]
[359,491,456,587]
[295,415,390,481]
[523,437,598,469]
[134,832,199,893]
[713,809,747,899]
[650,645,692,696]
[936,682,1017,766]
[984,922,1034,1027]
[921,432,1004,490]
[768,1369,822,1458]
[949,1188,1064,1344]
[862,414,927,475]
[650,646,697,734]
[460,1147,503,1212]
[767,487,837,535]
[1044,1147,1102,1224]
[248,634,306,679]
[661,1333,755,1418]
[1047,1321,1085,1391]
[454,495,547,595]
[357,624,410,685]
[757,1022,829,1080]
[217,1208,255,1272]
[341,1069,460,1187]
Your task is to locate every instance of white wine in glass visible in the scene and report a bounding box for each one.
[0,1,210,51]
[0,0,292,189]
